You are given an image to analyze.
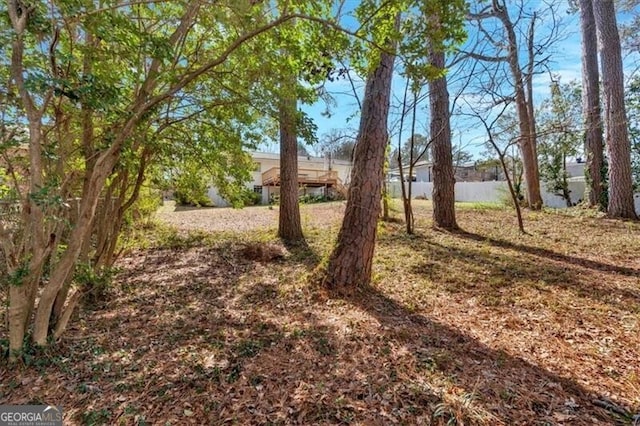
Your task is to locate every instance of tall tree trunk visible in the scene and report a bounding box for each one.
[593,0,638,219]
[277,87,304,243]
[8,285,28,362]
[524,13,543,210]
[580,0,605,209]
[496,5,543,210]
[430,49,458,230]
[323,49,395,291]
[32,158,114,345]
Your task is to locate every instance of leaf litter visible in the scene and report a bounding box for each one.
[1,201,639,425]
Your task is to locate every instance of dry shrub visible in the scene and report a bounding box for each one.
[239,242,288,262]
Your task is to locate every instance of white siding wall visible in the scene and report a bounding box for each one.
[332,162,352,184]
[414,165,431,182]
[207,187,230,207]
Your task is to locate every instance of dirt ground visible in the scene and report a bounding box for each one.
[155,201,347,233]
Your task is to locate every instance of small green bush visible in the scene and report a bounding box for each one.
[74,263,119,307]
[241,189,262,206]
[174,190,213,207]
[299,194,328,204]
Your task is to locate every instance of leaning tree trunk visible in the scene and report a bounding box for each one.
[593,0,638,219]
[430,49,458,230]
[277,87,304,243]
[580,0,605,209]
[396,78,413,233]
[322,49,395,291]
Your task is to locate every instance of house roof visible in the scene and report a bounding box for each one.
[388,160,431,174]
[250,151,352,166]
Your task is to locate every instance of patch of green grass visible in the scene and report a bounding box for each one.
[82,408,111,426]
[312,335,335,356]
[455,201,504,211]
[234,339,264,358]
[226,363,242,383]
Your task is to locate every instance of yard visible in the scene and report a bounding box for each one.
[2,201,639,425]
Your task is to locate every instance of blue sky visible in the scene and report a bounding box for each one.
[260,1,638,161]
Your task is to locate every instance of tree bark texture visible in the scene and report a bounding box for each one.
[32,156,115,345]
[579,0,605,209]
[277,89,304,243]
[496,5,543,210]
[430,49,458,230]
[7,9,51,359]
[323,50,395,290]
[593,0,638,219]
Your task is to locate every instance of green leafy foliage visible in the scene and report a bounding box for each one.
[0,168,16,199]
[299,193,328,204]
[0,0,478,355]
[172,160,214,207]
[400,0,468,83]
[296,111,319,146]
[537,79,582,204]
[627,75,640,189]
[74,262,119,307]
[6,259,30,287]
[127,184,162,224]
[242,189,262,206]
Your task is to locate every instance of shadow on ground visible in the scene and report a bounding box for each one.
[454,230,640,278]
[2,222,638,425]
[343,286,630,425]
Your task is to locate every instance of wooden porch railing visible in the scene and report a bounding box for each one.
[262,167,339,186]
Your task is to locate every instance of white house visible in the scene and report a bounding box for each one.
[208,152,352,206]
[388,160,433,182]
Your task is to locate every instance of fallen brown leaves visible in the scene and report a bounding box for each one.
[1,201,639,425]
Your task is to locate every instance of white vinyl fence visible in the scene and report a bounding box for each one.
[208,179,640,213]
[387,181,507,203]
[388,180,640,213]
